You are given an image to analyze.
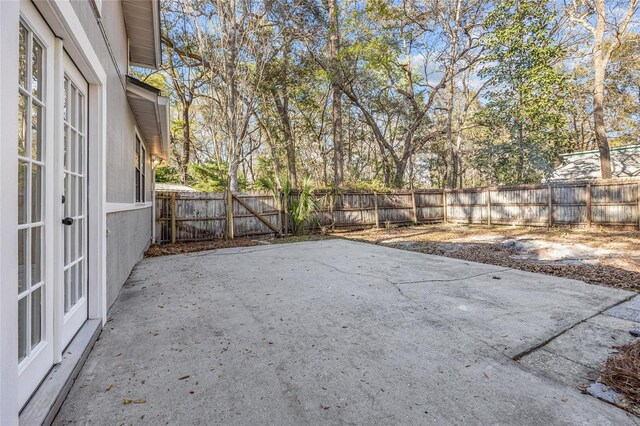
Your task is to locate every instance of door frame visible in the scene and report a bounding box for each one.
[0,0,108,421]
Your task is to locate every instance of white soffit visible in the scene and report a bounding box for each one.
[121,0,161,69]
[126,76,169,159]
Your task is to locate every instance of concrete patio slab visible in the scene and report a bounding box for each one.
[53,240,638,425]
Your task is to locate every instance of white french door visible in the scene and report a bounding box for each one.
[17,2,90,408]
[61,54,89,348]
[17,2,55,408]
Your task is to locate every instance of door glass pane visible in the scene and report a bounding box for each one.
[78,93,84,130]
[63,77,68,121]
[77,218,83,255]
[64,269,70,313]
[78,262,84,299]
[31,287,42,349]
[31,164,42,222]
[64,226,70,265]
[78,179,84,215]
[32,39,42,100]
[19,24,27,88]
[70,264,77,306]
[78,135,84,174]
[31,226,41,285]
[64,172,69,217]
[18,229,27,293]
[18,296,27,363]
[70,223,76,260]
[69,129,76,173]
[18,93,27,156]
[18,161,28,224]
[64,125,68,169]
[31,102,42,161]
[69,84,76,128]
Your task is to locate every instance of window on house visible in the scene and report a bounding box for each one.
[135,136,145,202]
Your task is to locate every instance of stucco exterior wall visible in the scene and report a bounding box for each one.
[106,208,152,308]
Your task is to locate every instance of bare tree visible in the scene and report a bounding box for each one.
[567,0,639,178]
[328,0,344,185]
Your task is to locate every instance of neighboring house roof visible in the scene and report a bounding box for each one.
[122,0,162,69]
[155,183,198,192]
[550,144,640,181]
[126,75,170,160]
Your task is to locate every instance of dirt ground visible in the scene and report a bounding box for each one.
[336,224,640,291]
[144,237,270,257]
[144,235,335,258]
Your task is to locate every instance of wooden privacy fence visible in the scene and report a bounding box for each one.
[155,179,640,243]
[155,191,282,243]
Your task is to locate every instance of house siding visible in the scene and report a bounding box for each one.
[70,0,154,301]
[0,1,161,420]
[106,208,152,308]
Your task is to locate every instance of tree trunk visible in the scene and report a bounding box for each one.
[517,88,524,183]
[329,0,343,186]
[227,34,240,190]
[593,1,612,178]
[393,158,407,188]
[181,101,191,183]
[445,0,462,189]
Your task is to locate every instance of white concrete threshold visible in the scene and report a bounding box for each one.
[19,319,102,426]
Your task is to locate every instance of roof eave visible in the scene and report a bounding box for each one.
[122,0,162,70]
[126,77,169,160]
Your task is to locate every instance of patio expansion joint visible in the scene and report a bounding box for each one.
[512,292,638,362]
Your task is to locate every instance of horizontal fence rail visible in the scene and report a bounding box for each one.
[155,178,640,243]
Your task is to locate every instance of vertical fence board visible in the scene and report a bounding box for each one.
[155,179,639,243]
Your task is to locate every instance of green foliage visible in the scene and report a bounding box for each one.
[188,163,248,193]
[289,177,319,235]
[155,166,181,183]
[478,0,569,184]
[253,159,320,235]
[253,157,281,193]
[129,68,169,96]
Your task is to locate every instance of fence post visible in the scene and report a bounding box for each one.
[373,191,380,228]
[443,189,448,224]
[411,190,418,225]
[487,188,492,226]
[637,182,640,230]
[225,188,234,240]
[547,184,553,228]
[170,192,177,244]
[586,183,592,228]
[283,192,289,236]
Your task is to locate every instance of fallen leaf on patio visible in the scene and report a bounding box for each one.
[124,399,146,405]
[483,372,491,379]
[106,384,113,391]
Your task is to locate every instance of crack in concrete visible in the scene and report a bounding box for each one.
[313,259,514,360]
[390,282,513,361]
[512,292,638,361]
[395,269,512,285]
[316,261,511,287]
